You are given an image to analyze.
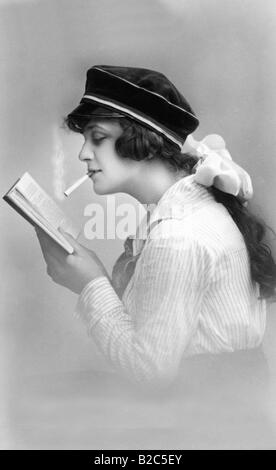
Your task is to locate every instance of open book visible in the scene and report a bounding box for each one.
[3,172,78,254]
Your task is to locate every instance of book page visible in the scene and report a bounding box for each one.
[8,189,74,254]
[15,172,78,237]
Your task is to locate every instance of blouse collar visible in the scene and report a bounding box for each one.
[130,175,215,255]
[148,174,214,229]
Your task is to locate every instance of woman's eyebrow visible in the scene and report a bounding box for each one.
[84,123,108,132]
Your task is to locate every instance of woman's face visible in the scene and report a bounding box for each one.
[79,119,138,195]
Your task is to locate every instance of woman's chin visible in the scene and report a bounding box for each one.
[91,181,109,195]
[90,178,121,195]
[91,183,103,194]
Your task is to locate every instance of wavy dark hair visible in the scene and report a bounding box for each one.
[65,111,276,302]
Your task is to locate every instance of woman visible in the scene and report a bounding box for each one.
[36,65,276,390]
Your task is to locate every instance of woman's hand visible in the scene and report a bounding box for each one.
[35,227,110,294]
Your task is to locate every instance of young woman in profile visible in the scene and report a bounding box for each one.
[35,65,276,390]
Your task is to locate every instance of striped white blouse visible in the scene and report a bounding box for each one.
[75,175,266,386]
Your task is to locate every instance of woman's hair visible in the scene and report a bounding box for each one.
[65,112,276,302]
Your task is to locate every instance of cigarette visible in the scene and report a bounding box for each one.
[64,174,90,197]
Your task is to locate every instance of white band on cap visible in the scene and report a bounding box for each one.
[83,94,183,148]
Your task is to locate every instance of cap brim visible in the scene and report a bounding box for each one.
[68,102,125,119]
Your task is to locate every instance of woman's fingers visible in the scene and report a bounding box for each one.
[35,227,68,262]
[35,227,108,293]
[35,228,50,262]
[46,254,60,279]
[58,227,85,255]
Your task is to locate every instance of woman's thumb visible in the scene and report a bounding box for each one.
[58,227,83,254]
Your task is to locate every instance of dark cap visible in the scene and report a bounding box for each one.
[68,65,199,149]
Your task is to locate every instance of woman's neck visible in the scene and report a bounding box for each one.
[126,159,187,205]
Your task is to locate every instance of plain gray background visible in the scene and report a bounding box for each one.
[1,0,276,448]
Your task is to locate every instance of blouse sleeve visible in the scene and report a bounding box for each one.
[75,230,211,388]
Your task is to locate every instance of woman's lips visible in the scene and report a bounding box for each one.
[88,170,102,178]
[88,170,102,176]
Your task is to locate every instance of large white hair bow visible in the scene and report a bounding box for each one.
[181,134,253,203]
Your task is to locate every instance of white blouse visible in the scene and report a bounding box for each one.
[75,175,266,387]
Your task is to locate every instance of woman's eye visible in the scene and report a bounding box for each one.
[91,135,106,145]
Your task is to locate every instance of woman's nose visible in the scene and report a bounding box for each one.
[78,142,95,162]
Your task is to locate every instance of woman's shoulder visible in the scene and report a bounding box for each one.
[147,200,246,256]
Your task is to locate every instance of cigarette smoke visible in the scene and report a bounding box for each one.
[51,126,66,201]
